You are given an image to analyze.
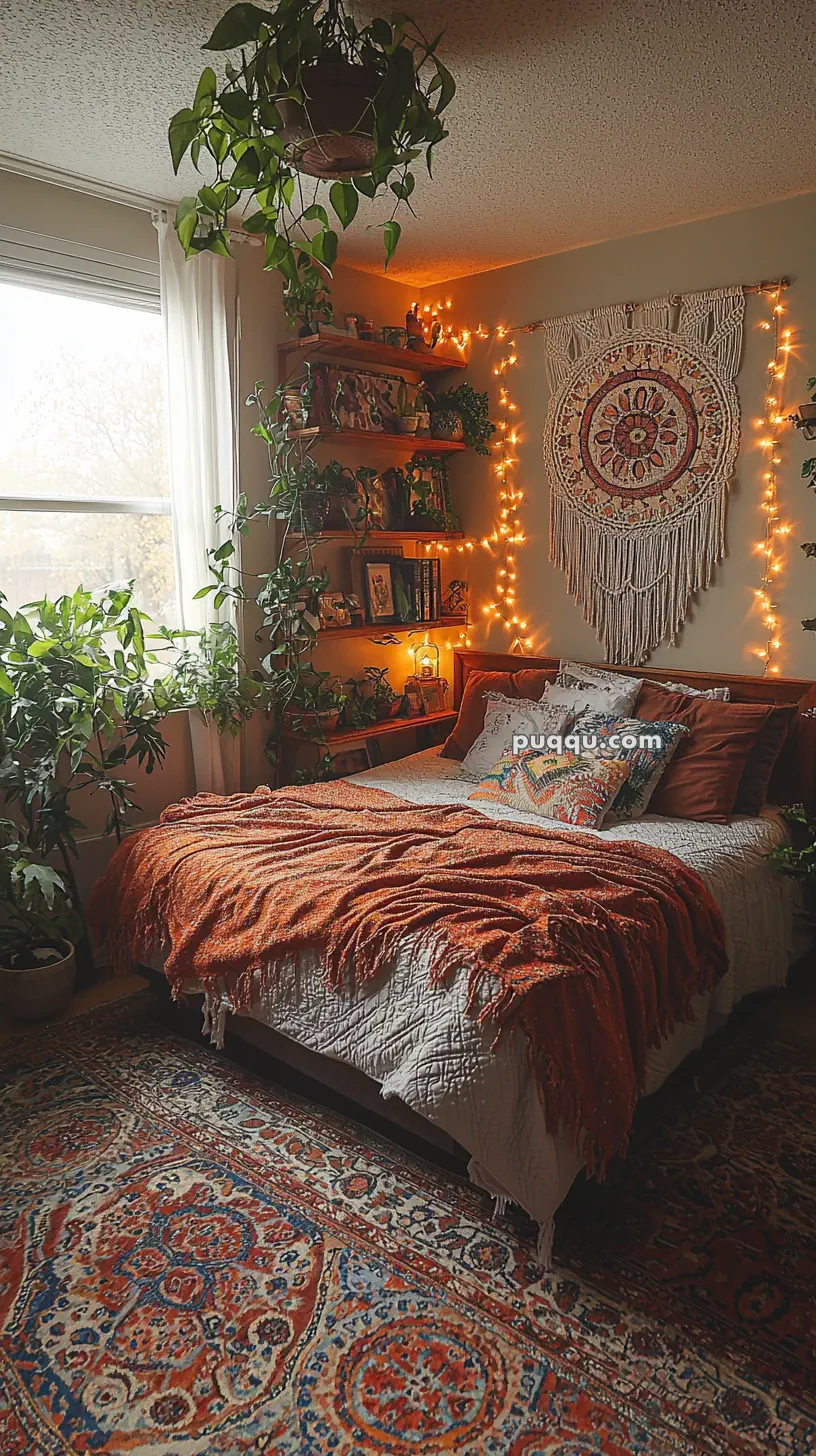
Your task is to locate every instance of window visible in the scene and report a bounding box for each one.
[0,279,179,625]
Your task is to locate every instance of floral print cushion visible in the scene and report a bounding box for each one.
[572,710,689,822]
[468,748,631,829]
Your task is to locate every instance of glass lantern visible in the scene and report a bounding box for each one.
[412,640,440,679]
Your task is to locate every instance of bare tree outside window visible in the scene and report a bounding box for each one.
[0,280,179,625]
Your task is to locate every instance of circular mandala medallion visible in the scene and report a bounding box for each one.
[334,1314,505,1449]
[548,330,739,532]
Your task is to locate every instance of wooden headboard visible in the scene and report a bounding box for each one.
[452,649,816,812]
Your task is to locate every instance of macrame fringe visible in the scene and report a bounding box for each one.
[549,489,727,665]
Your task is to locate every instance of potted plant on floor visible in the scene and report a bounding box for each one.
[168,2,455,330]
[0,821,83,1019]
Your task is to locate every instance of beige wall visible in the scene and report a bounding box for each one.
[437,190,816,680]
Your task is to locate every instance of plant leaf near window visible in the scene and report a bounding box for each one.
[169,1,455,328]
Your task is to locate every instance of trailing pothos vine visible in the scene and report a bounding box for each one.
[169,0,455,327]
[197,370,383,770]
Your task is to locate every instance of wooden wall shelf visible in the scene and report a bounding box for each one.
[289,529,465,544]
[291,428,465,454]
[317,616,468,641]
[279,332,467,375]
[281,708,457,745]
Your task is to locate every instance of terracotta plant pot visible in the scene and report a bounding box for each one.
[278,62,379,179]
[0,940,76,1020]
[283,708,341,736]
[430,410,465,443]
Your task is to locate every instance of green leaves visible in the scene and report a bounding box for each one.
[169,108,199,173]
[383,219,401,269]
[330,181,358,228]
[175,197,199,254]
[169,3,454,327]
[204,4,272,51]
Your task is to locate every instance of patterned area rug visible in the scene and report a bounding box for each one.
[0,995,812,1455]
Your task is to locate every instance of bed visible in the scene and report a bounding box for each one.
[101,650,815,1262]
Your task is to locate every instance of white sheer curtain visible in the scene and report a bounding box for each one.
[154,214,240,794]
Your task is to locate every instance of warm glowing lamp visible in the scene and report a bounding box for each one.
[412,639,439,679]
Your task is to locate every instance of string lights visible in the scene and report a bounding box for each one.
[753,281,793,675]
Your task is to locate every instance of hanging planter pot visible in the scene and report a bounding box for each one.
[278,63,379,180]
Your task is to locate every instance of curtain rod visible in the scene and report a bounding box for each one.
[504,277,791,336]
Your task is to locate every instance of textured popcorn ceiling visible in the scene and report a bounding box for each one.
[2,0,816,284]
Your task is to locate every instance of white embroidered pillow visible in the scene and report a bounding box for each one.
[656,678,731,701]
[459,693,572,782]
[555,659,642,712]
[540,680,637,720]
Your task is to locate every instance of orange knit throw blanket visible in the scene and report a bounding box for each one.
[89,781,727,1171]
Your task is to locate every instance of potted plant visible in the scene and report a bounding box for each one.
[282,671,346,737]
[429,383,496,455]
[394,380,419,435]
[169,2,455,330]
[795,377,816,438]
[0,821,82,1019]
[343,666,400,727]
[0,586,181,982]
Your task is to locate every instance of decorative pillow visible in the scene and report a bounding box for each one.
[635,682,775,822]
[556,660,642,711]
[469,749,631,828]
[653,678,730,701]
[441,668,551,761]
[540,679,637,719]
[572,710,689,821]
[733,704,797,815]
[460,692,573,782]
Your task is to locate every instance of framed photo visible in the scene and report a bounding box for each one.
[419,678,448,714]
[318,592,351,630]
[403,677,425,717]
[328,740,371,779]
[364,561,396,623]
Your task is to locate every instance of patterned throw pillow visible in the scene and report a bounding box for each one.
[556,659,643,712]
[656,678,730,701]
[540,680,636,719]
[572,710,689,822]
[468,748,631,828]
[459,692,572,781]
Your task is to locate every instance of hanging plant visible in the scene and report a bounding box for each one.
[169,1,455,327]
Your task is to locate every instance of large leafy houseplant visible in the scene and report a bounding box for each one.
[169,0,455,326]
[429,383,496,455]
[0,819,81,970]
[0,587,178,970]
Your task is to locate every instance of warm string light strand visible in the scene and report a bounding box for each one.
[479,330,531,649]
[754,282,793,674]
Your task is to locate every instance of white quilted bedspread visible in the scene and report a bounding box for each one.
[201,748,801,1233]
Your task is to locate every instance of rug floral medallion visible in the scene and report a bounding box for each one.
[0,995,812,1455]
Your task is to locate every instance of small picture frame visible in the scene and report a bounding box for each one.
[318,592,352,630]
[364,562,396,623]
[419,678,448,714]
[403,676,425,717]
[328,739,371,779]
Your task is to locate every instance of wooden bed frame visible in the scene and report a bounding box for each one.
[178,647,815,1163]
[453,649,816,812]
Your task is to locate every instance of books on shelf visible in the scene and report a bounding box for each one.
[347,549,445,626]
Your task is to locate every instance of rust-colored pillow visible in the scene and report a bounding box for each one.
[441,668,551,760]
[734,704,797,815]
[635,681,774,822]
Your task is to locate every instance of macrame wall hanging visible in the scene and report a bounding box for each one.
[543,287,745,663]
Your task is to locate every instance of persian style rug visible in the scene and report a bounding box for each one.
[0,995,812,1456]
[543,288,744,663]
